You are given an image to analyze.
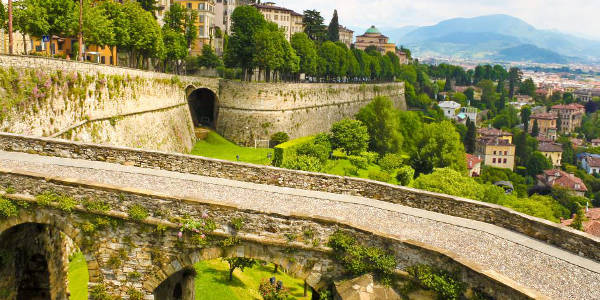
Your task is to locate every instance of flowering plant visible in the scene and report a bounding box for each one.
[176,213,216,245]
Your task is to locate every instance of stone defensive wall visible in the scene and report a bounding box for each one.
[0,164,543,299]
[216,80,406,145]
[0,54,406,151]
[2,132,599,265]
[0,55,216,153]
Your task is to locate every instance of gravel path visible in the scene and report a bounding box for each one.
[1,151,599,299]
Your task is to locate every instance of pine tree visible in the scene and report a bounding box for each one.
[327,10,339,42]
[531,119,540,137]
[465,118,476,154]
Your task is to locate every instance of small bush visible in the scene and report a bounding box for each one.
[230,217,245,231]
[259,279,292,300]
[379,153,405,172]
[362,151,380,164]
[343,166,359,176]
[35,191,78,212]
[282,155,322,172]
[90,283,111,300]
[272,135,315,167]
[127,288,144,300]
[0,197,18,218]
[330,119,370,155]
[407,264,465,300]
[328,231,396,285]
[297,143,330,163]
[348,155,368,170]
[128,204,149,221]
[368,170,392,183]
[82,199,111,213]
[396,165,415,186]
[270,132,289,147]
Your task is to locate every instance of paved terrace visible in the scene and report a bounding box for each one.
[1,150,599,299]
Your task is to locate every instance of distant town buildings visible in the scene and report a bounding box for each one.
[529,113,558,141]
[459,107,478,125]
[550,103,585,134]
[561,207,600,237]
[338,26,354,48]
[581,154,600,175]
[475,128,515,171]
[538,142,563,167]
[175,0,216,56]
[251,2,304,41]
[466,154,482,177]
[438,101,461,119]
[354,26,407,63]
[574,88,600,102]
[537,169,587,197]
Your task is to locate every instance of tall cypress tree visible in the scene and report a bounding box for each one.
[531,119,540,137]
[327,10,339,42]
[465,118,476,154]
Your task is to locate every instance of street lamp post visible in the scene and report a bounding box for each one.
[8,0,13,55]
[78,0,83,61]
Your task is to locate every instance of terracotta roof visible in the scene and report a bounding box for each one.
[539,169,587,192]
[466,154,482,169]
[536,136,554,143]
[478,136,514,146]
[477,128,513,137]
[530,112,558,120]
[585,221,600,237]
[592,139,600,143]
[584,155,600,168]
[551,103,585,111]
[571,138,584,147]
[538,143,563,153]
[251,3,303,16]
[587,208,600,220]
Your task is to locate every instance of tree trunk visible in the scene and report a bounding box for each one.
[229,268,234,281]
[22,33,27,54]
[304,281,307,297]
[273,264,278,273]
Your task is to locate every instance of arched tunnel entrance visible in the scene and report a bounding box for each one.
[187,88,218,128]
[0,223,70,300]
[154,268,196,300]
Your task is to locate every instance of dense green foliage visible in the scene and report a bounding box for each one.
[328,231,397,284]
[407,265,465,300]
[356,96,402,154]
[330,119,370,155]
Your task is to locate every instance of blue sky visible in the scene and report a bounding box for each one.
[276,0,600,40]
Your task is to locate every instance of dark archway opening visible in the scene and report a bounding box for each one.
[0,223,62,300]
[154,268,196,300]
[187,88,218,128]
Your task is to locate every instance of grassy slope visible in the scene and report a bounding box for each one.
[190,131,274,165]
[67,258,310,300]
[68,252,88,300]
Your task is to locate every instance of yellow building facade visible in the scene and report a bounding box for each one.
[174,0,216,56]
[252,3,303,41]
[475,139,516,171]
[529,113,558,140]
[30,37,117,66]
[539,143,563,167]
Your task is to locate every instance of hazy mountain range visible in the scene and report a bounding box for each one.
[367,15,600,64]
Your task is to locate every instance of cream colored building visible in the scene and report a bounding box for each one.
[338,25,354,48]
[539,142,563,167]
[251,2,303,41]
[0,30,31,55]
[476,128,515,171]
[174,0,216,56]
[355,26,396,54]
[529,113,558,141]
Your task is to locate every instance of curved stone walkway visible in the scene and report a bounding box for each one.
[1,150,599,299]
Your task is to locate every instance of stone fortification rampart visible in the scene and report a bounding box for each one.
[1,132,598,265]
[216,80,406,145]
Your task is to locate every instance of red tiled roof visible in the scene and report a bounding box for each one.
[551,103,585,111]
[539,169,587,192]
[538,142,562,153]
[584,155,600,168]
[466,154,482,170]
[587,208,600,220]
[478,136,514,146]
[585,221,600,237]
[571,138,584,147]
[477,128,513,137]
[530,112,558,120]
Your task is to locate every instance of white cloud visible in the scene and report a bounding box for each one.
[275,0,600,40]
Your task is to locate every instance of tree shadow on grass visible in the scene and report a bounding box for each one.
[198,266,247,288]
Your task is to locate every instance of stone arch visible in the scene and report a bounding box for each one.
[148,242,335,298]
[0,210,102,298]
[186,86,219,129]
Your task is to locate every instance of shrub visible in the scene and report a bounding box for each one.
[297,143,330,163]
[259,279,292,300]
[396,165,415,186]
[328,231,396,285]
[348,155,368,170]
[35,191,78,212]
[379,153,404,172]
[270,132,289,147]
[330,119,369,155]
[230,217,245,231]
[407,264,465,300]
[282,155,322,172]
[272,136,315,167]
[368,170,392,183]
[128,204,149,221]
[90,284,111,300]
[0,197,17,218]
[127,288,144,300]
[82,199,111,213]
[343,166,359,177]
[362,151,380,164]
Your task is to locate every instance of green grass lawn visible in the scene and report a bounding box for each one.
[190,131,274,165]
[67,257,310,300]
[323,159,399,184]
[68,252,88,300]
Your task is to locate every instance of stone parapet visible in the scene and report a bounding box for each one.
[1,132,598,264]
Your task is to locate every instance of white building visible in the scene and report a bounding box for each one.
[582,154,600,175]
[438,101,461,119]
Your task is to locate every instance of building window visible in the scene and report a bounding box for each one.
[492,158,496,163]
[199,15,205,23]
[198,26,205,37]
[274,15,278,20]
[493,151,497,155]
[198,3,205,10]
[503,158,507,163]
[187,3,192,9]
[504,151,508,155]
